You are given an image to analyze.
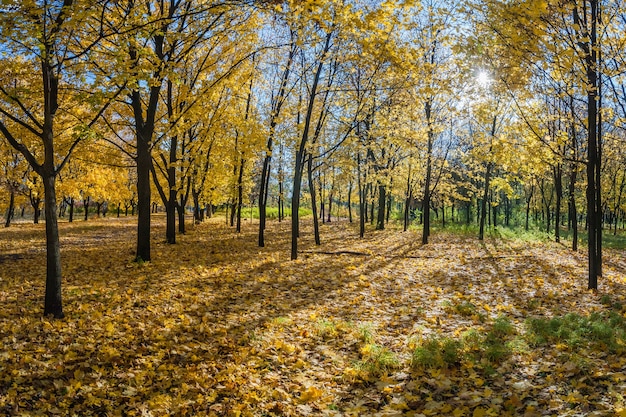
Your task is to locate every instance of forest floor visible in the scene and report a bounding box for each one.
[1,215,626,416]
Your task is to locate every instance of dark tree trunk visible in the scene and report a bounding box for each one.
[259,40,294,247]
[67,198,73,222]
[177,203,185,234]
[31,196,41,224]
[574,0,601,288]
[307,154,320,245]
[4,189,15,227]
[42,172,64,318]
[358,153,365,238]
[348,181,353,223]
[422,101,434,244]
[404,187,412,232]
[479,164,492,241]
[291,32,331,260]
[135,124,153,262]
[554,164,563,242]
[386,186,392,225]
[165,133,178,244]
[319,177,325,224]
[328,186,333,223]
[369,184,375,225]
[236,158,245,233]
[229,199,236,227]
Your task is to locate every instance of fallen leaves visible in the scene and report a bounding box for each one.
[1,216,626,415]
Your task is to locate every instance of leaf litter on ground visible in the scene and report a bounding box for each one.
[1,215,626,416]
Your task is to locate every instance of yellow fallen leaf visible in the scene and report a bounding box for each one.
[299,386,323,403]
[472,407,487,417]
[453,407,465,417]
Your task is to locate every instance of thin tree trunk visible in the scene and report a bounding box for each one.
[4,189,14,227]
[83,197,89,221]
[358,153,365,238]
[479,163,493,241]
[554,164,563,242]
[526,182,534,231]
[292,32,331,260]
[68,197,74,223]
[422,101,434,244]
[328,183,333,223]
[166,134,178,244]
[259,39,295,247]
[348,180,353,223]
[307,154,320,245]
[236,157,245,233]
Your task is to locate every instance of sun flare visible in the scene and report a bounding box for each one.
[477,70,491,88]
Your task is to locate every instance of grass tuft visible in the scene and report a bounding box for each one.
[526,311,626,353]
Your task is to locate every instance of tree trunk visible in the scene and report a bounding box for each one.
[291,32,331,260]
[358,153,365,238]
[4,189,15,227]
[165,134,178,244]
[573,0,601,288]
[42,171,64,318]
[177,202,185,234]
[376,183,386,230]
[259,40,294,246]
[422,101,434,244]
[328,185,333,223]
[479,164,492,241]
[319,176,325,224]
[307,154,321,245]
[554,164,563,242]
[404,187,412,232]
[278,167,284,222]
[236,158,245,233]
[193,191,202,223]
[386,185,392,225]
[135,125,152,262]
[348,181,353,223]
[369,184,375,225]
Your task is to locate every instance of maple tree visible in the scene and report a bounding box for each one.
[0,0,123,317]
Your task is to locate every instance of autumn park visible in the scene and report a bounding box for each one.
[2,0,626,415]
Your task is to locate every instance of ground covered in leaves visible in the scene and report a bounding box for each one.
[1,215,626,416]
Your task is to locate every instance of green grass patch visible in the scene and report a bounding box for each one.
[356,322,375,344]
[214,206,313,220]
[525,311,626,353]
[316,318,339,339]
[411,317,517,371]
[356,343,401,377]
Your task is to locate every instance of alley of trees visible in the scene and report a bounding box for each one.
[4,2,626,416]
[1,0,624,314]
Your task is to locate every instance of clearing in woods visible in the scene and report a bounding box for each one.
[1,215,626,416]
